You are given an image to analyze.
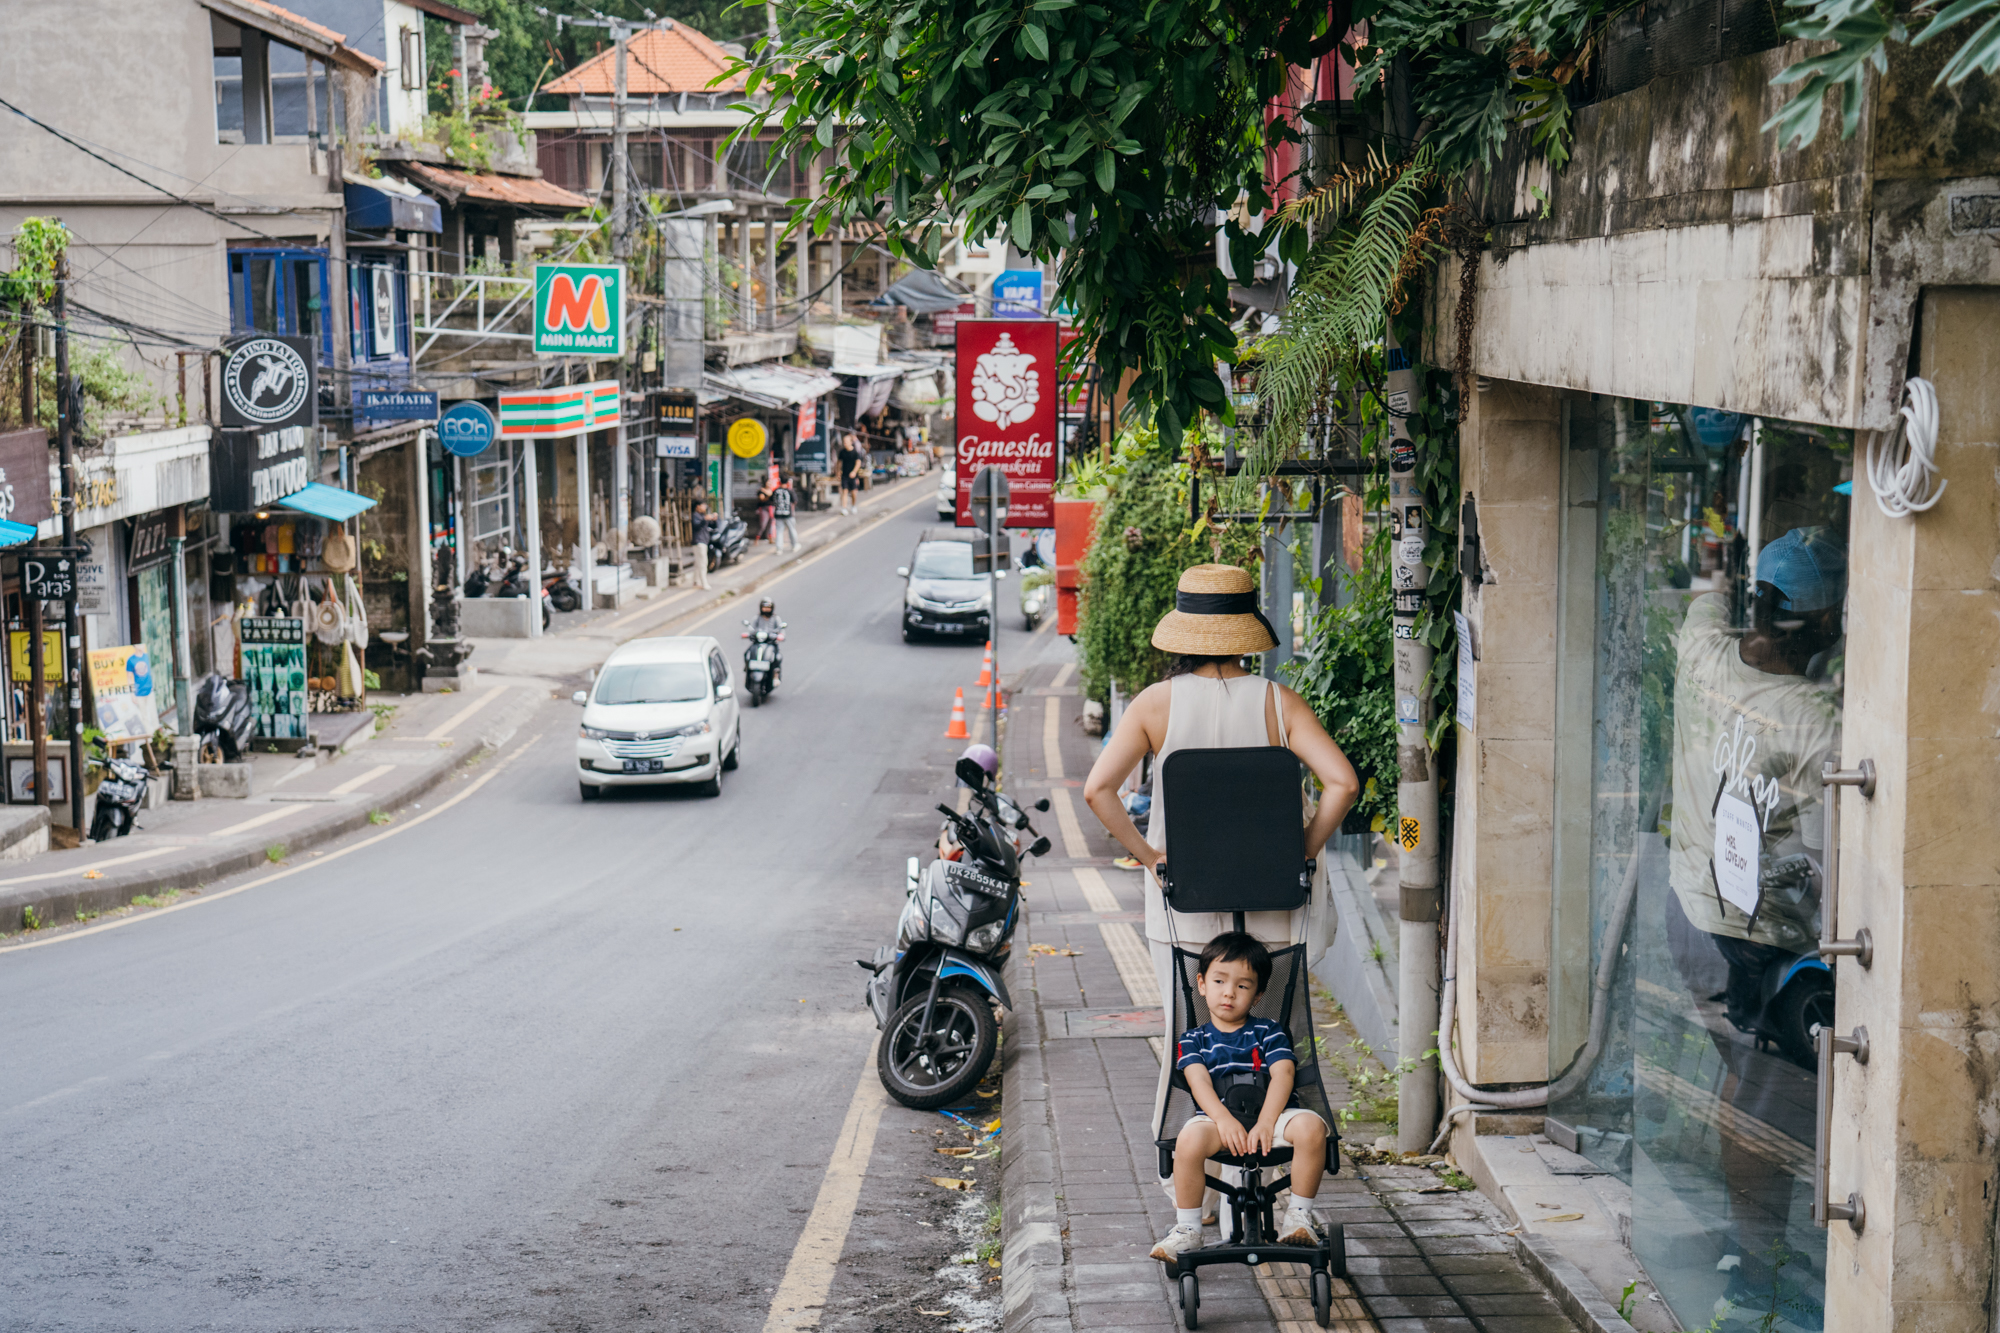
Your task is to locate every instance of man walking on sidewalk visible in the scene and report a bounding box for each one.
[771,472,800,552]
[838,434,865,515]
[688,499,713,589]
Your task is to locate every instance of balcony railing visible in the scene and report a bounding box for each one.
[412,269,535,362]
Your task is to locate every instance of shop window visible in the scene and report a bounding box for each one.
[467,448,515,543]
[1546,399,1851,1333]
[347,252,410,364]
[227,248,331,364]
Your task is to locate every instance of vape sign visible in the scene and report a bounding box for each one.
[955,320,1059,527]
[534,263,625,357]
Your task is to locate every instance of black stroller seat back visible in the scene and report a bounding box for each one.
[1157,942,1340,1173]
[1159,747,1311,915]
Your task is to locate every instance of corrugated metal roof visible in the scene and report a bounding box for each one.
[544,25,748,97]
[390,161,591,212]
[705,362,841,409]
[200,0,385,74]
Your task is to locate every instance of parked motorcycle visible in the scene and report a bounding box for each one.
[708,510,750,571]
[546,568,583,614]
[860,756,1051,1108]
[194,672,254,763]
[1020,569,1052,630]
[88,753,149,842]
[741,620,785,707]
[490,550,553,631]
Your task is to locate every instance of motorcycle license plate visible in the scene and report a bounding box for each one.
[622,759,665,774]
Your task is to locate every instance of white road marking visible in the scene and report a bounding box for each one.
[328,764,397,796]
[421,686,508,740]
[761,1042,887,1332]
[1072,866,1121,914]
[1043,697,1064,780]
[1100,921,1160,1007]
[209,806,304,838]
[1049,786,1090,859]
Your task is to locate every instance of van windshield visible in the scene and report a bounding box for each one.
[594,661,708,705]
[912,543,975,580]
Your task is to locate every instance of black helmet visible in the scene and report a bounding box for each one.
[759,598,774,615]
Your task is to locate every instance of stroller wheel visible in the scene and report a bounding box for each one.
[1179,1272,1199,1329]
[1311,1269,1331,1328]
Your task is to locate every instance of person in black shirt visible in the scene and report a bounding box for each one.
[687,499,713,588]
[771,471,799,551]
[838,434,865,515]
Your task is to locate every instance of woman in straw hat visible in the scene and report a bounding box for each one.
[1083,564,1361,1172]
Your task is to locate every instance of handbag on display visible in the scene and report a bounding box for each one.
[343,575,368,646]
[313,579,347,645]
[323,526,356,573]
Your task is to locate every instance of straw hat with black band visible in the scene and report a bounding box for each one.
[1151,564,1278,656]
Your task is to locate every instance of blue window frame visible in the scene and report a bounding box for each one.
[227,248,333,365]
[346,250,410,368]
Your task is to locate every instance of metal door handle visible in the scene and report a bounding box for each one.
[1819,759,1876,967]
[1813,1023,1868,1231]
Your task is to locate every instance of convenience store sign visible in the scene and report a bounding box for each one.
[534,263,626,357]
[496,381,620,438]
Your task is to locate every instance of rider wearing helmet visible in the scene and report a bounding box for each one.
[747,598,785,674]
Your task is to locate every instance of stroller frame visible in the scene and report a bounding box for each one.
[1154,934,1347,1329]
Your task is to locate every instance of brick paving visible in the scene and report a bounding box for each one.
[998,647,1586,1333]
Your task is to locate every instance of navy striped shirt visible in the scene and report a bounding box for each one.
[1175,1018,1295,1078]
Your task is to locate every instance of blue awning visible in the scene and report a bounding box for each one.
[344,177,443,234]
[277,482,377,522]
[0,519,36,547]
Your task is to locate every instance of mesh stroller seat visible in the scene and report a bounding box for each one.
[1154,941,1346,1328]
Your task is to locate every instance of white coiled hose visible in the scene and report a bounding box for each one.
[1867,377,1947,517]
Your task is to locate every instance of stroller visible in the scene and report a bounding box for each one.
[1153,747,1347,1329]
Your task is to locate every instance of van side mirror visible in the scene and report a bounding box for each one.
[717,683,734,700]
[896,566,909,578]
[572,690,588,705]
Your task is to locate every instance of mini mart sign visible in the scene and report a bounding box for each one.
[534,263,626,357]
[496,381,620,438]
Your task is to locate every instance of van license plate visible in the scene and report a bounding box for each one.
[623,759,665,774]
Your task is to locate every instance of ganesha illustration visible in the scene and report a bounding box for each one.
[969,333,1040,429]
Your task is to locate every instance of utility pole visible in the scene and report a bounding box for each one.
[51,254,82,834]
[1386,324,1440,1152]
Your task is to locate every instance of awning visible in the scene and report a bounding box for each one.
[0,519,36,547]
[876,268,972,315]
[277,482,378,522]
[389,160,592,213]
[704,362,841,410]
[344,173,443,233]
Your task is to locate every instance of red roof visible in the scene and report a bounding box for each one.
[544,24,748,96]
[391,161,591,212]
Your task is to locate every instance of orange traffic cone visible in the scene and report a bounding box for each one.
[980,686,996,711]
[945,688,971,739]
[976,641,993,687]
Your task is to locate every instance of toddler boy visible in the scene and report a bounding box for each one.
[1150,932,1327,1262]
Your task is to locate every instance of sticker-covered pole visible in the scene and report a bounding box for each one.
[1386,325,1440,1153]
[53,253,83,833]
[523,439,543,641]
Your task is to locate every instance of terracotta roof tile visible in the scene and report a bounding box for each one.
[390,161,592,212]
[543,24,747,96]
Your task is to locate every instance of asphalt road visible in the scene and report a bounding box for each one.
[1,500,1037,1333]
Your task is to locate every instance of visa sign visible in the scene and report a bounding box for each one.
[534,263,626,357]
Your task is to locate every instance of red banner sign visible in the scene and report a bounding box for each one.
[955,319,1060,527]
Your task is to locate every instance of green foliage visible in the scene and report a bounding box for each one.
[1765,0,2000,150]
[21,903,41,931]
[265,843,287,864]
[1074,426,1257,700]
[36,341,156,442]
[417,79,523,169]
[0,217,67,311]
[735,0,1347,452]
[1286,561,1398,831]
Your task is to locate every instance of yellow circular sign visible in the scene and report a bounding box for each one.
[727,417,769,459]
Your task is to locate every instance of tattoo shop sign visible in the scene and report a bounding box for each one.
[211,424,312,512]
[221,336,317,432]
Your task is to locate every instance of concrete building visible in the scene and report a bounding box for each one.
[1422,18,2000,1333]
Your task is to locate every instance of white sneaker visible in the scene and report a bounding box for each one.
[1149,1223,1203,1262]
[1277,1209,1319,1246]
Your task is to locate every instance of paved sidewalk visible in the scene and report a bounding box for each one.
[997,639,1601,1333]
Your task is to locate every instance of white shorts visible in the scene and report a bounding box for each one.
[1184,1106,1327,1141]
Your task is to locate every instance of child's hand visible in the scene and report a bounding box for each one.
[1248,1117,1278,1156]
[1214,1113,1251,1156]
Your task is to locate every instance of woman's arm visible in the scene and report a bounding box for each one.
[1279,685,1361,859]
[1082,683,1167,871]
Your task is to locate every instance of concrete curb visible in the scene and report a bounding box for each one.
[999,919,1072,1333]
[0,691,539,937]
[1509,1228,1636,1333]
[1311,846,1399,1062]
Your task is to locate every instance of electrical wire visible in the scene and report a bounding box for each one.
[1867,375,1947,517]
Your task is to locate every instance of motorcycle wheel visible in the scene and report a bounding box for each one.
[88,806,118,843]
[541,603,552,631]
[877,984,998,1110]
[749,685,763,708]
[1767,969,1834,1069]
[552,586,581,613]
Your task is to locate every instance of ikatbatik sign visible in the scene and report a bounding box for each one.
[955,320,1059,527]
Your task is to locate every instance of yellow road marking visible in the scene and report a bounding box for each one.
[1,738,536,954]
[209,805,304,838]
[0,844,179,890]
[1051,661,1074,689]
[422,686,509,740]
[1048,786,1090,859]
[1100,921,1160,1007]
[1042,697,1064,780]
[1072,866,1121,914]
[761,1041,888,1332]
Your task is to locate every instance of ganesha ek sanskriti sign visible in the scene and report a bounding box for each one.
[954,319,1059,528]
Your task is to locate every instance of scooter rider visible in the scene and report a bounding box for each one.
[748,597,785,672]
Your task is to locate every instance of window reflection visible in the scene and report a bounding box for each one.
[1550,398,1849,1333]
